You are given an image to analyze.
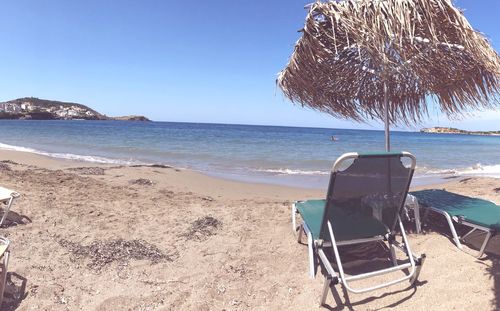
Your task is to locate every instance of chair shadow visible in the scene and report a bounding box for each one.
[322,280,427,311]
[0,211,32,228]
[462,232,500,310]
[318,243,426,310]
[1,272,28,311]
[485,254,500,310]
[413,213,500,309]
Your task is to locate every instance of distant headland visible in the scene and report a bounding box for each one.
[0,97,150,121]
[421,127,500,136]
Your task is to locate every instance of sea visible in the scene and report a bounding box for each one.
[0,120,498,189]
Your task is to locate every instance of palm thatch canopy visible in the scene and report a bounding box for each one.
[278,0,500,124]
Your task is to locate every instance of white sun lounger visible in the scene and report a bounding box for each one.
[0,187,20,227]
[0,237,9,306]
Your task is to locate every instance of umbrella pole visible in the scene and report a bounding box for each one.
[383,80,392,195]
[383,80,390,152]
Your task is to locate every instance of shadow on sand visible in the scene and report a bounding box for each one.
[417,213,500,310]
[317,241,426,310]
[484,248,500,310]
[0,211,32,228]
[2,272,28,311]
[456,229,500,310]
[322,281,426,311]
[298,207,500,309]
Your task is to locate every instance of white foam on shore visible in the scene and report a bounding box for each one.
[1,140,498,180]
[255,168,330,176]
[0,142,140,165]
[418,163,500,178]
[257,163,500,179]
[453,163,500,178]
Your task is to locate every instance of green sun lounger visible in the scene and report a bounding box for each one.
[291,152,425,306]
[411,189,499,257]
[295,199,390,242]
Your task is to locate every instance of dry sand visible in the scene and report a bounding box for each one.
[0,150,499,310]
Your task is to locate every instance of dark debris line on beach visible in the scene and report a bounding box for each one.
[0,160,18,165]
[58,238,173,272]
[129,178,155,186]
[68,167,106,175]
[0,163,11,171]
[180,216,222,241]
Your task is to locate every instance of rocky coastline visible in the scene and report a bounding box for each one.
[0,97,150,121]
[421,126,500,136]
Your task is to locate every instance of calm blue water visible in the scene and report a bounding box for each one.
[0,120,498,188]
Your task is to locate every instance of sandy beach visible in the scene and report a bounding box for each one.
[0,150,499,310]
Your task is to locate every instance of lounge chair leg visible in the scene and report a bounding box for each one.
[389,243,397,266]
[0,251,9,306]
[331,283,344,308]
[440,210,463,249]
[414,201,421,234]
[410,254,426,284]
[406,195,421,233]
[478,231,493,258]
[297,224,303,243]
[306,227,315,278]
[320,277,332,306]
[292,203,304,243]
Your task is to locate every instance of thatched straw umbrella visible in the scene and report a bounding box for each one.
[278,0,500,151]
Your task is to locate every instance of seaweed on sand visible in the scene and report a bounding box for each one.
[129,178,154,186]
[59,238,172,271]
[0,163,11,171]
[180,216,222,241]
[68,167,106,175]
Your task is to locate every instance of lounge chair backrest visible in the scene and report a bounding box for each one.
[319,152,416,240]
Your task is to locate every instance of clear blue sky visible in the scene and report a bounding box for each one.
[0,0,498,130]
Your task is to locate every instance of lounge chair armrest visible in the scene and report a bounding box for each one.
[0,237,9,258]
[317,249,339,283]
[0,245,7,258]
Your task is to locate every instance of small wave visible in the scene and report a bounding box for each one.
[456,163,500,177]
[0,143,37,154]
[418,163,500,178]
[259,164,500,178]
[256,168,329,176]
[0,142,141,165]
[258,163,500,178]
[417,167,457,175]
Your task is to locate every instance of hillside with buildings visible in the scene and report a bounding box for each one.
[421,127,500,136]
[0,97,149,121]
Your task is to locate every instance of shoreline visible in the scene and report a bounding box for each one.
[0,121,499,191]
[0,145,496,190]
[0,147,498,204]
[0,149,324,200]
